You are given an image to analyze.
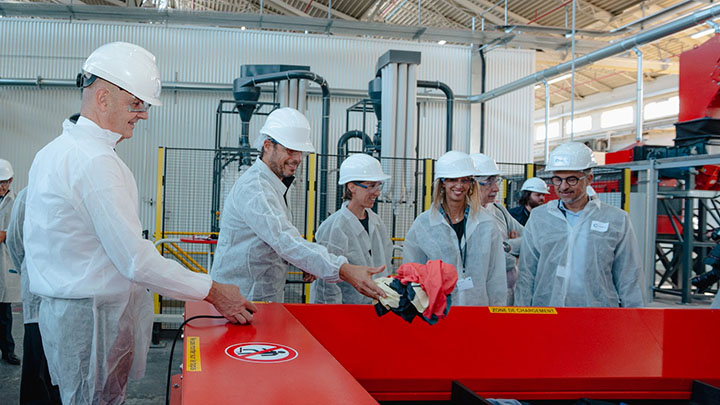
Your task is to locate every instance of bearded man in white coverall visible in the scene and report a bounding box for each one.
[516,142,646,308]
[24,42,257,404]
[211,108,386,303]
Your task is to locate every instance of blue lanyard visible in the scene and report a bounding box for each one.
[441,205,469,271]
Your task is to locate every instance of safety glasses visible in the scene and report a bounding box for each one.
[352,181,384,192]
[550,175,587,186]
[0,180,10,187]
[476,176,502,186]
[269,139,306,157]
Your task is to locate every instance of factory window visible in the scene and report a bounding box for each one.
[535,122,560,141]
[564,115,592,135]
[644,96,679,120]
[600,106,633,128]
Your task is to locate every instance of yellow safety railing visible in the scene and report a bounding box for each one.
[303,153,317,303]
[424,159,433,211]
[623,168,631,213]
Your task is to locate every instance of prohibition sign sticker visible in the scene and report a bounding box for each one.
[225,342,298,363]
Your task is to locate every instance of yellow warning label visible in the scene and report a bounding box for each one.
[186,336,201,371]
[488,307,557,314]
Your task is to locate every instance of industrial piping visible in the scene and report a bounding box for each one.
[234,71,332,221]
[417,80,454,152]
[468,4,720,104]
[335,130,375,210]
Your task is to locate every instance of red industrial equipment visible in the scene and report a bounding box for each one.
[171,302,720,403]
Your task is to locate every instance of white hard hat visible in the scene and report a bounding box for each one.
[521,177,549,194]
[434,151,479,180]
[0,159,13,181]
[338,154,390,185]
[81,42,163,106]
[260,108,315,153]
[469,153,502,176]
[545,142,597,171]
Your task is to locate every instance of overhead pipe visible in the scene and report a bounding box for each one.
[479,48,487,153]
[417,80,454,152]
[633,47,644,142]
[469,4,720,104]
[543,79,550,163]
[335,130,374,210]
[234,71,332,221]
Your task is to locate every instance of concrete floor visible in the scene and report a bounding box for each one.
[0,293,714,404]
[0,307,182,405]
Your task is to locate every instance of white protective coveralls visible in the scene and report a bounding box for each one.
[6,189,39,323]
[311,203,392,304]
[486,202,523,304]
[516,198,646,307]
[0,189,21,304]
[24,117,213,404]
[403,206,507,306]
[211,158,347,302]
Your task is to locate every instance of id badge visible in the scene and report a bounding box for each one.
[457,276,475,291]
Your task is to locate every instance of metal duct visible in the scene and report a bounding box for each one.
[469,4,720,104]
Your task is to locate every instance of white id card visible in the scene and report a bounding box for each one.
[457,276,475,291]
[591,221,609,233]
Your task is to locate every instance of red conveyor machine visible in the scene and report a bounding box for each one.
[170,302,720,404]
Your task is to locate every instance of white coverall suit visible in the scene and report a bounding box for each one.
[516,198,646,307]
[211,158,347,302]
[311,203,392,304]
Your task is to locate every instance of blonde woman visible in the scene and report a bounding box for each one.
[403,151,507,306]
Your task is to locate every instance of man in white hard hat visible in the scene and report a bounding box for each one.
[211,107,387,303]
[0,159,21,366]
[311,153,393,304]
[508,177,550,226]
[24,42,257,404]
[470,153,524,305]
[516,142,645,308]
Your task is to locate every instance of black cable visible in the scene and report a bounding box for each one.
[165,315,226,405]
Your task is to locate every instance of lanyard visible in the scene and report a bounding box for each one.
[441,205,469,271]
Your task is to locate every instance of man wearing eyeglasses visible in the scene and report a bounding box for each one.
[23,42,257,404]
[211,107,387,304]
[516,142,645,308]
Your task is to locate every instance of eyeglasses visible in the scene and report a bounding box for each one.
[441,177,474,185]
[352,181,384,192]
[550,175,587,186]
[476,176,502,186]
[0,180,10,187]
[128,99,151,113]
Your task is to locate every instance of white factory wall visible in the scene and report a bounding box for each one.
[0,18,529,233]
[470,48,535,163]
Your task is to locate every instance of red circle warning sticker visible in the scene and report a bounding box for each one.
[225,342,298,363]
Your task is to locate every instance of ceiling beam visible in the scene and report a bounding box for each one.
[263,0,311,18]
[471,0,528,24]
[536,52,679,75]
[450,0,505,26]
[304,0,356,20]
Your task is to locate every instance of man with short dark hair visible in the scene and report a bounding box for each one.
[516,142,645,308]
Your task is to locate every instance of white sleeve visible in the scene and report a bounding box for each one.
[516,219,540,306]
[80,156,212,301]
[402,221,428,265]
[242,188,346,282]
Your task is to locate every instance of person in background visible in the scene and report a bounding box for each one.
[311,154,393,304]
[516,142,645,308]
[471,153,524,305]
[0,158,21,366]
[403,151,506,306]
[211,107,386,304]
[7,188,62,404]
[508,177,550,226]
[23,42,256,404]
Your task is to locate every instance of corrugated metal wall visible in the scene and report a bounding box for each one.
[470,48,535,163]
[0,18,525,231]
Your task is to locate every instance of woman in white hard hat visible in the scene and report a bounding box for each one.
[0,158,21,366]
[516,142,645,308]
[311,154,392,304]
[471,153,525,305]
[508,177,550,226]
[403,151,507,306]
